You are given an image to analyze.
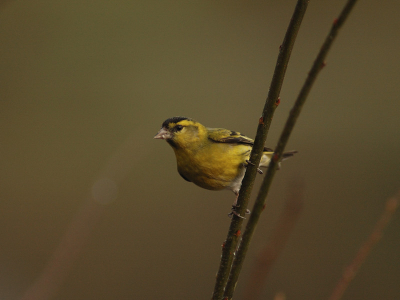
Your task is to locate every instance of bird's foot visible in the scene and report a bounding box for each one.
[245,159,255,166]
[228,205,251,219]
[228,209,245,219]
[245,160,263,174]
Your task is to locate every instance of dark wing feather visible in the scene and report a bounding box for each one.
[207,128,273,152]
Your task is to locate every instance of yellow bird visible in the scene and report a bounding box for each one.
[154,117,296,215]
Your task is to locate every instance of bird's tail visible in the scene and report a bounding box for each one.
[259,150,298,168]
[282,150,298,161]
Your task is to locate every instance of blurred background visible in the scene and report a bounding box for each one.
[1,1,399,299]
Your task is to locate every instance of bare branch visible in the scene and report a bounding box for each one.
[223,1,359,298]
[211,1,309,299]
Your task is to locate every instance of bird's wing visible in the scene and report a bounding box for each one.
[207,127,273,152]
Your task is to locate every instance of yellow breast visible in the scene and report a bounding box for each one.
[174,143,251,191]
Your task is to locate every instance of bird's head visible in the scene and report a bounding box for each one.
[154,116,206,149]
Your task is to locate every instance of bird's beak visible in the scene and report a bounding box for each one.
[154,128,172,140]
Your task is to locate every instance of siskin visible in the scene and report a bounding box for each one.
[154,117,297,216]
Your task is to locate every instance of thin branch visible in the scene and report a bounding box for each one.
[223,0,359,298]
[242,180,304,300]
[211,1,309,299]
[328,192,399,300]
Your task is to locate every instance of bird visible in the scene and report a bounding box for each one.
[154,116,297,217]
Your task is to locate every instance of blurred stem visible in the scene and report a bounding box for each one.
[19,132,146,300]
[328,192,399,300]
[223,0,359,298]
[211,1,308,299]
[242,180,304,300]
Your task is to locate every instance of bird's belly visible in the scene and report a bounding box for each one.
[179,162,239,190]
[176,145,248,191]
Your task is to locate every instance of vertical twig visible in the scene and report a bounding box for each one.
[211,1,309,299]
[328,192,399,300]
[223,1,359,298]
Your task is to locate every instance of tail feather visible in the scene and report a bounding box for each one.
[282,150,298,160]
[259,150,298,167]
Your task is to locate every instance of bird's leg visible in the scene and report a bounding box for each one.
[228,193,250,218]
[228,208,245,219]
[245,160,263,174]
[245,159,255,166]
[229,194,245,218]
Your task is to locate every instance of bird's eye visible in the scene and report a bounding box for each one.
[175,125,183,131]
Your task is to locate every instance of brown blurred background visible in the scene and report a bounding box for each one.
[1,1,399,299]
